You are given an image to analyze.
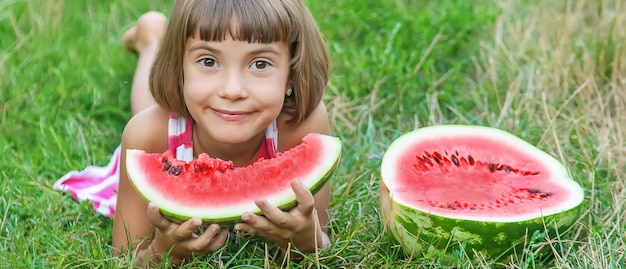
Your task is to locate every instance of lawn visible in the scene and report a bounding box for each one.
[1,0,625,268]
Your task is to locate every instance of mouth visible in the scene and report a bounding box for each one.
[212,108,250,121]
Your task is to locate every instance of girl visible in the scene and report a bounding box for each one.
[113,0,332,266]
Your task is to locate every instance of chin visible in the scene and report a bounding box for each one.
[213,132,256,145]
[219,137,249,145]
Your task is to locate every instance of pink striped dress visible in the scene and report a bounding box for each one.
[53,113,278,217]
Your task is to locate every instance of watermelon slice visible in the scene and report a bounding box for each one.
[380,125,585,261]
[126,133,341,224]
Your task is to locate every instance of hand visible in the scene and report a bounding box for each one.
[234,179,329,254]
[146,202,229,263]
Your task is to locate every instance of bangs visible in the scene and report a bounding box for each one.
[186,0,298,44]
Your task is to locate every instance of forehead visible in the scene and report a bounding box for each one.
[184,0,298,44]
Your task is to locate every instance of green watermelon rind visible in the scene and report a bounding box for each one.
[126,133,341,225]
[381,181,583,260]
[379,125,586,261]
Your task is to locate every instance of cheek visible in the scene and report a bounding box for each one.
[181,83,208,111]
[182,82,197,97]
[255,86,286,106]
[258,73,289,101]
[183,75,212,100]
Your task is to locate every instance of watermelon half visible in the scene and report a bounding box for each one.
[126,133,341,224]
[380,125,585,261]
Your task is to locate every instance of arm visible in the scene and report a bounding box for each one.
[235,101,333,254]
[111,106,228,267]
[112,106,165,255]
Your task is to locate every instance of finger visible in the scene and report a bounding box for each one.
[235,221,284,243]
[234,222,252,234]
[256,199,291,228]
[240,212,275,234]
[239,212,291,240]
[187,224,223,253]
[147,202,174,230]
[292,179,315,215]
[206,228,229,252]
[170,217,203,242]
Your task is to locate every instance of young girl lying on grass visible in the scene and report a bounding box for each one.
[55,0,333,266]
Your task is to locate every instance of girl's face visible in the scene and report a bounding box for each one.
[182,34,290,145]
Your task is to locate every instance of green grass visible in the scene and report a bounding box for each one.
[2,0,625,267]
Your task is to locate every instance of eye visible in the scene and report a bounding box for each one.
[198,57,218,67]
[250,60,271,70]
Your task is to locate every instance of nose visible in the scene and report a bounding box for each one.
[219,69,248,100]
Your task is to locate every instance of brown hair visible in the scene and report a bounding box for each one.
[150,0,329,124]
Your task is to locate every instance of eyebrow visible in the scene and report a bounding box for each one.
[188,43,283,57]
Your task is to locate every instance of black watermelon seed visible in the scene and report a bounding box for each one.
[504,166,511,173]
[468,155,474,165]
[528,189,541,194]
[452,156,459,166]
[488,163,495,172]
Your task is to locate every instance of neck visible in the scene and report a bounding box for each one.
[192,127,263,167]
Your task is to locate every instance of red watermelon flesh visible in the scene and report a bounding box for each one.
[382,126,583,222]
[126,133,341,223]
[391,139,575,221]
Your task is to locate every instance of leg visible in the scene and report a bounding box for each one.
[123,11,167,115]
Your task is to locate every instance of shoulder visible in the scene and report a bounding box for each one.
[121,105,170,153]
[277,101,330,151]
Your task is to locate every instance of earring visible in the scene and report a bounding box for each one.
[286,88,293,97]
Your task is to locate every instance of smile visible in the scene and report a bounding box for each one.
[212,109,250,121]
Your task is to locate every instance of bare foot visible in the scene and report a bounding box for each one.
[123,11,167,54]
